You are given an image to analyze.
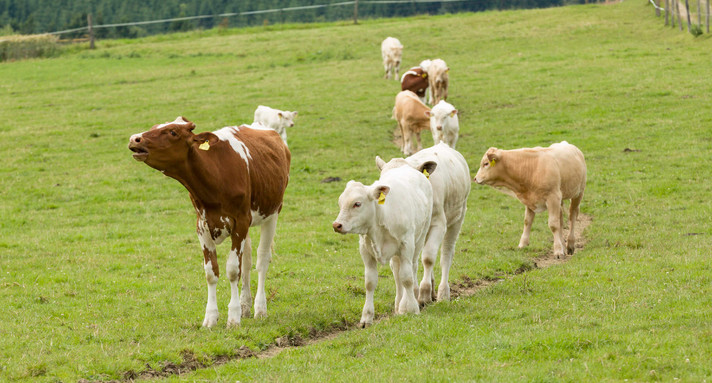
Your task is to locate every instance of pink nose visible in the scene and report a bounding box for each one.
[130,134,142,144]
[332,222,343,233]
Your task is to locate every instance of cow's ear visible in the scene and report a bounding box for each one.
[192,132,219,150]
[370,184,390,202]
[277,112,283,119]
[375,155,386,171]
[486,148,499,163]
[292,111,298,117]
[450,109,458,117]
[424,110,432,118]
[418,161,437,178]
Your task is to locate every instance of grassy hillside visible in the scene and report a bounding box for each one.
[0,1,710,382]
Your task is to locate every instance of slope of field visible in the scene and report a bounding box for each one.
[0,1,710,382]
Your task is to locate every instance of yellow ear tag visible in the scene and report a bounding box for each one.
[422,73,427,78]
[199,141,210,151]
[490,159,496,167]
[378,192,386,205]
[423,169,430,179]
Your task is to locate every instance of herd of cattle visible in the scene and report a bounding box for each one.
[127,36,587,329]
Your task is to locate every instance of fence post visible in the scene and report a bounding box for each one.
[698,0,702,26]
[656,0,661,16]
[353,0,359,24]
[87,13,95,49]
[685,0,692,31]
[665,0,669,25]
[707,0,710,32]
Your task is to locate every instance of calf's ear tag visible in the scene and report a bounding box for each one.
[490,159,496,167]
[423,169,430,179]
[199,141,210,151]
[378,192,386,205]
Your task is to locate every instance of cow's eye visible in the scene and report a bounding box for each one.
[353,202,361,208]
[170,130,177,137]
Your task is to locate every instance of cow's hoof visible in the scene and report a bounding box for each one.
[254,310,267,319]
[226,317,241,328]
[566,246,575,255]
[358,321,371,329]
[202,312,219,328]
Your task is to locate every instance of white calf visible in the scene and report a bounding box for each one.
[426,100,459,149]
[333,163,435,327]
[376,142,470,304]
[253,105,298,146]
[381,37,403,80]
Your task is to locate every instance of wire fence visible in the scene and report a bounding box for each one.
[650,0,710,34]
[47,0,473,36]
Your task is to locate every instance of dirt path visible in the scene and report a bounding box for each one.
[99,214,592,382]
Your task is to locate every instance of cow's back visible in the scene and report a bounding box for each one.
[232,126,291,219]
[395,91,430,128]
[407,143,469,222]
[378,166,432,238]
[549,142,586,199]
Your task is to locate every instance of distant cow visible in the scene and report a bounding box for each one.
[376,142,470,303]
[253,105,298,146]
[393,90,431,156]
[333,162,436,327]
[427,59,449,105]
[400,67,428,103]
[426,100,459,149]
[129,117,291,327]
[474,141,586,258]
[381,37,403,80]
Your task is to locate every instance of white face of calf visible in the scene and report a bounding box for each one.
[426,101,458,143]
[474,148,500,185]
[278,111,298,129]
[332,181,390,235]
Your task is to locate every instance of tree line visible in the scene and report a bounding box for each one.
[0,0,586,38]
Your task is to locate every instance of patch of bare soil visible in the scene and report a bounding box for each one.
[95,215,591,382]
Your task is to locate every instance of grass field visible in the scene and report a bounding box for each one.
[1,1,711,381]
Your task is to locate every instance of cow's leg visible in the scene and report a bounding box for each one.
[394,60,401,80]
[546,197,565,258]
[225,223,249,327]
[419,218,446,306]
[415,131,422,153]
[384,63,390,79]
[438,213,465,302]
[397,242,420,315]
[254,214,278,318]
[402,128,413,156]
[201,246,220,327]
[567,194,583,255]
[359,243,378,328]
[240,235,252,318]
[519,207,536,248]
[389,256,403,313]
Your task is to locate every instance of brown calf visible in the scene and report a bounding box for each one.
[474,141,586,258]
[393,90,431,156]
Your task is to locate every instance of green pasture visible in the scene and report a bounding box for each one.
[1,1,711,381]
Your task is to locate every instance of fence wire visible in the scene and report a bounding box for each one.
[48,0,473,36]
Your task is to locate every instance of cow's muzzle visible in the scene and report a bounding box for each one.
[129,134,149,162]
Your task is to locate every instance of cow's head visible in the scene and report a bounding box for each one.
[425,101,458,142]
[278,111,298,128]
[474,147,501,185]
[128,116,218,171]
[332,180,389,235]
[375,156,437,179]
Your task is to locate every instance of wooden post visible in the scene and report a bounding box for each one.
[678,0,684,30]
[698,0,702,26]
[353,0,359,24]
[656,0,661,16]
[665,0,669,25]
[672,0,676,27]
[685,0,692,32]
[87,13,95,49]
[707,0,710,32]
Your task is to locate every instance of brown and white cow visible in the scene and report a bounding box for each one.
[427,59,449,105]
[474,141,586,258]
[400,66,429,103]
[128,117,290,327]
[393,90,431,156]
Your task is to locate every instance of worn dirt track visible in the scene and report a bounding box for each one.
[90,214,592,382]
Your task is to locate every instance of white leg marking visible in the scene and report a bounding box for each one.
[203,260,219,328]
[254,214,278,318]
[226,248,242,327]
